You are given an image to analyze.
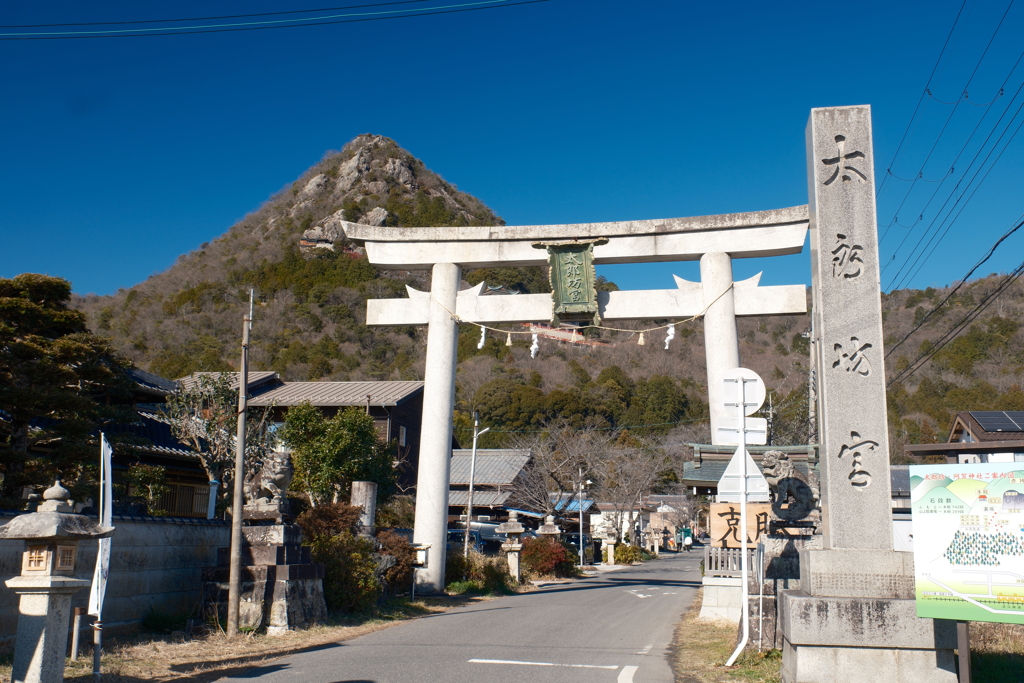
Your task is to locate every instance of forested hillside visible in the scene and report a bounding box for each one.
[70,134,1024,457]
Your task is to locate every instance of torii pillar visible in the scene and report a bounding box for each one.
[347,207,809,593]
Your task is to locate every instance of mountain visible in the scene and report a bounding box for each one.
[70,135,1024,455]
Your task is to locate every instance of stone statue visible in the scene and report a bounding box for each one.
[244,451,294,506]
[761,450,817,523]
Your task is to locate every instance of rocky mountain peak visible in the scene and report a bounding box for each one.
[297,134,501,254]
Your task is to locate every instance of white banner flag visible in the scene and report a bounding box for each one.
[88,433,114,618]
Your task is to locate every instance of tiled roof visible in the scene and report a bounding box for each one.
[449,450,531,486]
[177,371,280,394]
[127,368,177,396]
[682,460,811,485]
[249,381,424,407]
[448,490,511,506]
[106,411,198,459]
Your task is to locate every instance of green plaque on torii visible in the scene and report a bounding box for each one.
[533,239,607,327]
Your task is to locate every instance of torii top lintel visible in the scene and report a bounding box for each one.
[343,205,809,269]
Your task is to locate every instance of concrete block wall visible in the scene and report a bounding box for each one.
[698,576,743,623]
[0,513,228,641]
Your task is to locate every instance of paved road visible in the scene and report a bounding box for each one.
[219,551,703,683]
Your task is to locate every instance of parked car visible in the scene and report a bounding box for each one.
[562,532,595,564]
[446,529,484,553]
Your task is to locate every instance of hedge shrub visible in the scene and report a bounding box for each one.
[521,537,578,578]
[445,549,513,594]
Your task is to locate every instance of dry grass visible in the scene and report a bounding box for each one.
[671,588,781,683]
[0,596,487,683]
[968,621,1024,682]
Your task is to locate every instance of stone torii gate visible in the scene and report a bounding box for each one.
[345,106,956,682]
[345,207,809,593]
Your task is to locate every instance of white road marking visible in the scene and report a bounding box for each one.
[618,665,639,682]
[468,659,619,669]
[636,644,653,655]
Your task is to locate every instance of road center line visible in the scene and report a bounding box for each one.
[468,659,619,670]
[636,644,653,655]
[619,665,639,682]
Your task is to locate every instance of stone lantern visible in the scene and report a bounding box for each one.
[0,481,113,683]
[601,521,619,566]
[495,511,526,582]
[536,514,561,538]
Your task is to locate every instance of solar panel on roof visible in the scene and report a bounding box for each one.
[970,411,1024,432]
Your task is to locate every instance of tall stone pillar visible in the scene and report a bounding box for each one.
[778,105,956,682]
[701,252,740,444]
[412,262,461,593]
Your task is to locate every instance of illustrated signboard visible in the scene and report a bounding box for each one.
[910,463,1024,624]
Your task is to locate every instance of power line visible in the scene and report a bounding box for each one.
[879,52,1023,246]
[876,0,969,202]
[887,260,1024,387]
[885,213,1024,359]
[887,96,1024,291]
[878,0,1015,244]
[0,0,440,28]
[882,69,1024,288]
[0,0,548,40]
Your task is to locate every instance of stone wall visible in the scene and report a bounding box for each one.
[0,512,228,641]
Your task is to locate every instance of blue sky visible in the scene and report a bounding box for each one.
[2,0,1022,295]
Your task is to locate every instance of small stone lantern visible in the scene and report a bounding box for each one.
[601,521,619,565]
[537,514,561,538]
[495,511,526,582]
[0,481,113,683]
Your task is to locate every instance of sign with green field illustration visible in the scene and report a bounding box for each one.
[911,463,1024,624]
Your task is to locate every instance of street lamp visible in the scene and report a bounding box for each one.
[578,470,592,567]
[464,412,490,559]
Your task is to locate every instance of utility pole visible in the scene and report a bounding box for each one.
[463,412,489,559]
[226,292,253,638]
[578,468,584,567]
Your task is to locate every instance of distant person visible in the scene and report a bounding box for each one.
[683,535,693,552]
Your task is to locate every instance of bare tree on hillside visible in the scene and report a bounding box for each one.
[508,419,610,517]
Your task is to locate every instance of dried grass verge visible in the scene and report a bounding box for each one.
[0,596,487,683]
[671,588,781,683]
[968,621,1024,682]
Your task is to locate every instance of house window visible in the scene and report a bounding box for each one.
[25,546,47,571]
[399,426,407,447]
[56,546,76,570]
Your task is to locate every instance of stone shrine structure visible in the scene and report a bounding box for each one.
[495,511,525,582]
[342,105,955,680]
[204,453,326,634]
[0,482,113,683]
[774,106,956,681]
[347,207,808,593]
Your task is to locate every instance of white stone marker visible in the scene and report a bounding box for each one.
[777,105,956,683]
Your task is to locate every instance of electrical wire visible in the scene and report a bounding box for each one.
[887,96,1024,292]
[884,213,1024,359]
[887,259,1024,387]
[879,74,1020,250]
[0,0,441,27]
[878,0,1015,245]
[877,0,969,201]
[0,0,548,40]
